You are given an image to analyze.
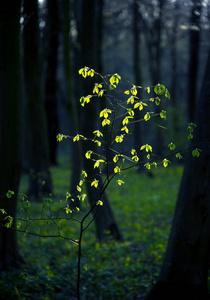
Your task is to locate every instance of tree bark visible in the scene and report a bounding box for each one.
[0,0,24,270]
[146,37,210,300]
[188,0,202,122]
[23,0,53,199]
[79,0,122,240]
[44,0,60,165]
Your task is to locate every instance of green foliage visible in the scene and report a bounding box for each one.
[1,67,202,300]
[2,164,183,300]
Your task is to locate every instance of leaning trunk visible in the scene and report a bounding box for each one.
[146,37,210,300]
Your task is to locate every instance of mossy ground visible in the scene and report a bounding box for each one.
[1,155,183,299]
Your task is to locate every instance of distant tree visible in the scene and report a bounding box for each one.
[0,1,24,270]
[132,0,143,164]
[44,0,60,165]
[140,0,166,155]
[146,42,210,300]
[74,0,122,240]
[22,0,53,198]
[61,0,82,210]
[188,0,202,122]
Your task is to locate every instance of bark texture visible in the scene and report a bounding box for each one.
[146,37,210,300]
[0,0,24,270]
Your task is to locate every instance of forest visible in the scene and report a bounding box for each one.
[0,0,210,299]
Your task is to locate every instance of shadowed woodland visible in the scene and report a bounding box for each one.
[0,0,210,299]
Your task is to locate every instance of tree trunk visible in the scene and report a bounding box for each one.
[44,0,60,165]
[23,0,53,199]
[188,0,202,122]
[79,0,122,240]
[133,0,143,166]
[62,0,82,209]
[0,0,24,270]
[146,38,210,300]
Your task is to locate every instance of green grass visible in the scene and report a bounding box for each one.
[1,156,183,299]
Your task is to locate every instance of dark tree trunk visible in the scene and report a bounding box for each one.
[79,0,122,240]
[23,0,53,199]
[133,0,142,165]
[188,0,202,122]
[146,41,210,300]
[62,0,81,209]
[142,0,166,156]
[0,0,24,270]
[44,0,60,165]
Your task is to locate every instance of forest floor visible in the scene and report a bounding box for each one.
[1,155,184,299]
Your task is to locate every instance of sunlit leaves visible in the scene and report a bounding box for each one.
[6,190,14,199]
[4,215,13,228]
[192,148,201,157]
[134,102,148,111]
[155,97,161,106]
[165,89,170,100]
[140,144,152,152]
[85,150,93,159]
[127,95,135,104]
[96,200,103,206]
[115,135,124,143]
[91,179,99,188]
[100,108,111,127]
[187,122,197,140]
[56,133,67,142]
[93,83,102,94]
[93,130,103,137]
[114,166,121,173]
[168,142,175,150]
[127,108,134,117]
[113,154,124,163]
[66,192,71,200]
[94,159,105,168]
[94,140,102,147]
[122,116,133,125]
[0,209,6,215]
[175,153,183,160]
[131,149,139,162]
[160,110,166,120]
[65,204,72,214]
[146,87,150,93]
[117,180,125,186]
[81,170,88,178]
[131,85,137,96]
[102,118,110,127]
[163,159,170,168]
[154,83,165,95]
[80,95,92,106]
[144,112,151,121]
[109,73,121,85]
[121,126,129,133]
[79,67,94,78]
[73,134,84,142]
[144,162,151,169]
[100,108,112,119]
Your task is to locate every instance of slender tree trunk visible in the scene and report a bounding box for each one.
[188,0,202,122]
[133,0,142,165]
[61,0,81,209]
[23,0,53,199]
[146,42,210,300]
[0,0,24,270]
[44,0,60,165]
[80,0,122,240]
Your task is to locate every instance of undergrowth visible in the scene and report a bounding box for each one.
[0,156,183,299]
